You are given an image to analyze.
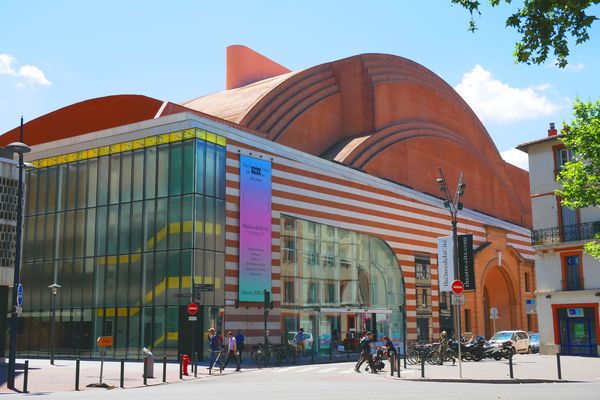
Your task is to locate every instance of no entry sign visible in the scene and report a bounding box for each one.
[187,303,199,315]
[451,280,465,295]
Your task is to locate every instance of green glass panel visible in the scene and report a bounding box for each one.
[215,199,225,252]
[44,213,55,260]
[82,258,94,307]
[131,201,143,253]
[143,253,154,307]
[129,252,142,307]
[87,158,98,207]
[117,259,128,305]
[66,163,77,210]
[182,140,195,194]
[107,205,119,255]
[121,151,132,203]
[169,142,182,196]
[157,144,169,198]
[143,200,156,253]
[155,199,167,251]
[215,145,226,199]
[145,147,157,199]
[95,206,107,256]
[168,196,181,250]
[47,167,58,212]
[36,169,47,216]
[166,251,180,305]
[77,160,88,209]
[181,195,193,249]
[194,195,204,249]
[204,197,215,250]
[132,149,144,201]
[97,156,109,206]
[85,208,96,257]
[119,203,131,254]
[74,209,85,257]
[205,142,216,197]
[71,258,83,308]
[63,211,75,258]
[154,252,166,306]
[57,164,67,211]
[34,214,45,261]
[25,169,37,215]
[109,154,121,205]
[195,140,205,194]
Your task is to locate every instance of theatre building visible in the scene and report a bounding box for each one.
[0,46,536,360]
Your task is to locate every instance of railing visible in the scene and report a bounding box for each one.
[531,221,600,246]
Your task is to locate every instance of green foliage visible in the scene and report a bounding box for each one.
[558,99,600,258]
[451,0,599,67]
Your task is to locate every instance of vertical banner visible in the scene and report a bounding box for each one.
[239,155,272,302]
[457,234,475,290]
[437,236,454,292]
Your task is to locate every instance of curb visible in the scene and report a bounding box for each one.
[398,378,582,384]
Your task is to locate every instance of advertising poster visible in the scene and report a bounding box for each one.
[458,234,475,290]
[239,155,272,302]
[437,236,454,292]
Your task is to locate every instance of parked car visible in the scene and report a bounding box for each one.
[286,332,314,350]
[489,330,531,354]
[529,333,540,353]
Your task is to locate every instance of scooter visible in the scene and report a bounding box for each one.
[449,336,485,361]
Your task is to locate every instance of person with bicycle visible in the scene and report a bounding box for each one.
[296,328,306,357]
[439,330,448,365]
[354,331,377,374]
[383,336,397,373]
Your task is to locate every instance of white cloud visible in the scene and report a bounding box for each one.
[454,65,559,124]
[0,53,51,87]
[501,148,529,171]
[547,59,585,72]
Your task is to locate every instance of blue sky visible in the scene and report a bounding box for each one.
[1,0,599,169]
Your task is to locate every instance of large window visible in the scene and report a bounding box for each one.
[561,252,583,290]
[280,215,404,354]
[19,131,226,360]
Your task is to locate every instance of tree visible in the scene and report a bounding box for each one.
[452,0,599,67]
[557,99,600,258]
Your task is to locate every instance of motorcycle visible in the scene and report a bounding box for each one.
[485,339,513,360]
[448,336,485,361]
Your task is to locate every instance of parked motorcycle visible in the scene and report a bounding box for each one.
[448,336,485,361]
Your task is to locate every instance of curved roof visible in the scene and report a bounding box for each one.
[0,94,167,146]
[185,52,531,227]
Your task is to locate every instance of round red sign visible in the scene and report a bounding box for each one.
[451,280,465,295]
[187,303,199,315]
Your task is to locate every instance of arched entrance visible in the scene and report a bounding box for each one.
[482,264,517,338]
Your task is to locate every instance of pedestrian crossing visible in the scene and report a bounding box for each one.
[266,363,411,375]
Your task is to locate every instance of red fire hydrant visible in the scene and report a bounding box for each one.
[182,354,190,376]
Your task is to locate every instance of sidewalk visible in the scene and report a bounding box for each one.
[389,354,600,383]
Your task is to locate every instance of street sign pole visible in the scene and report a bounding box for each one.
[451,280,465,379]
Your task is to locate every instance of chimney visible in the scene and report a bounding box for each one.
[548,122,557,137]
[226,45,291,90]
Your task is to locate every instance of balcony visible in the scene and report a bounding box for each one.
[531,221,600,246]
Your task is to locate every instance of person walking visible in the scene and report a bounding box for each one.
[207,328,220,373]
[235,329,245,364]
[296,328,306,357]
[354,332,377,373]
[220,331,240,372]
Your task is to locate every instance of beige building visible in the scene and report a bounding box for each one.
[518,123,600,356]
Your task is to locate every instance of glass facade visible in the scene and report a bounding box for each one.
[280,215,405,354]
[18,133,226,360]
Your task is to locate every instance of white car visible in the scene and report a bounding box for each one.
[490,330,532,354]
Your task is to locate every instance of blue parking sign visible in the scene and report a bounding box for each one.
[16,283,23,307]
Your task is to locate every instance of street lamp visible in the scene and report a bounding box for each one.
[48,283,62,365]
[436,167,466,335]
[5,120,31,390]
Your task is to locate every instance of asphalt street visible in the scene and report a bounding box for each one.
[11,361,600,400]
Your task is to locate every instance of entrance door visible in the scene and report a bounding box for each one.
[178,305,203,359]
[558,313,598,356]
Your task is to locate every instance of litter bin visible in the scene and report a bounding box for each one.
[143,347,155,378]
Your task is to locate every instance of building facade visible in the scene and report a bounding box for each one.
[0,48,536,360]
[518,124,600,356]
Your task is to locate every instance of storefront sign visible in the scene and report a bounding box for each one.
[437,236,454,292]
[567,308,584,317]
[239,155,272,302]
[457,234,475,290]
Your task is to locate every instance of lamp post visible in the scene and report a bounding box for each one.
[5,118,31,390]
[435,168,466,335]
[48,283,62,365]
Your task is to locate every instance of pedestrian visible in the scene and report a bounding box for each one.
[235,329,245,363]
[383,336,397,373]
[207,328,220,372]
[220,331,240,372]
[439,330,448,365]
[354,331,377,374]
[296,328,306,356]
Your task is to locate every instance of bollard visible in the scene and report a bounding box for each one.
[143,356,148,385]
[509,353,514,379]
[23,360,29,393]
[293,347,296,364]
[75,359,80,391]
[556,352,562,380]
[311,345,314,364]
[390,353,394,377]
[421,354,425,378]
[120,359,125,388]
[397,352,401,378]
[179,354,183,380]
[194,352,198,377]
[329,343,333,361]
[347,346,350,360]
[162,355,167,383]
[403,352,407,369]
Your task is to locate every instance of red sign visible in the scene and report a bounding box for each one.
[187,303,199,315]
[451,280,465,295]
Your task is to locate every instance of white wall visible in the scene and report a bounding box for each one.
[531,196,558,230]
[528,141,559,196]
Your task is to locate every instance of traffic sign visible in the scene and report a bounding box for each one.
[490,307,499,320]
[187,302,199,315]
[16,283,23,307]
[14,306,22,315]
[451,294,465,305]
[451,280,464,295]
